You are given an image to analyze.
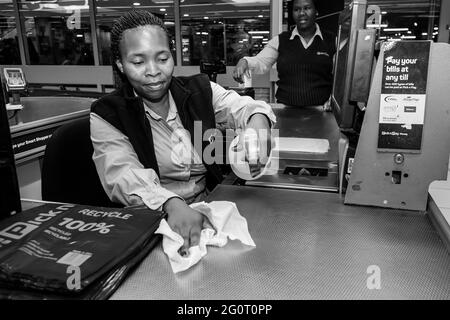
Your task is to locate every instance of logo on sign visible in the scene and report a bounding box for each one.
[403,96,420,102]
[404,106,417,113]
[384,96,398,103]
[383,105,398,113]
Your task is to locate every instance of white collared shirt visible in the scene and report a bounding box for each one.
[244,24,324,74]
[90,81,276,211]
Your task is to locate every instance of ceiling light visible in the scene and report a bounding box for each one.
[367,24,388,28]
[401,35,416,39]
[384,28,409,32]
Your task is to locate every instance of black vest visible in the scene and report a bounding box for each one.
[91,74,223,192]
[276,29,336,107]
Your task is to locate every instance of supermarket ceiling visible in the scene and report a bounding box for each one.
[0,0,441,20]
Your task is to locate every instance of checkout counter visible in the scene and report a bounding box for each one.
[10,91,449,299]
[5,112,450,299]
[13,95,449,299]
[8,95,95,200]
[20,184,450,299]
[2,61,95,201]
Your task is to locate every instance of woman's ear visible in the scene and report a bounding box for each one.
[115,59,124,74]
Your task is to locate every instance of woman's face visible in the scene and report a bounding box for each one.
[116,25,174,102]
[292,0,317,31]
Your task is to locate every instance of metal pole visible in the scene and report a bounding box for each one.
[223,20,227,63]
[88,0,100,66]
[12,0,29,65]
[174,0,182,66]
[428,0,437,40]
[87,0,102,92]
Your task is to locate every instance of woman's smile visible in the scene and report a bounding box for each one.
[144,81,165,90]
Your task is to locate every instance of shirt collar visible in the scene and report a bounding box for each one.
[138,90,178,122]
[290,23,323,41]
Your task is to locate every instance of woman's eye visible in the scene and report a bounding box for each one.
[159,57,168,62]
[133,61,143,65]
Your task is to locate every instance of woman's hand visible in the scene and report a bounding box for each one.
[243,113,273,177]
[164,197,210,256]
[233,58,250,84]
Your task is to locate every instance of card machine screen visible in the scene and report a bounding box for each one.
[3,68,26,90]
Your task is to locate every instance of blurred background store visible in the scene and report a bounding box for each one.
[0,0,447,100]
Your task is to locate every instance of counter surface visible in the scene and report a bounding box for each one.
[110,185,450,300]
[9,96,95,163]
[9,96,94,133]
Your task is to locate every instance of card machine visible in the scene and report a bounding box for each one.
[2,68,27,110]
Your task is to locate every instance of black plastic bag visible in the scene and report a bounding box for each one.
[0,203,164,299]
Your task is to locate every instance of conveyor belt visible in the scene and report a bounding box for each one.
[111,185,450,299]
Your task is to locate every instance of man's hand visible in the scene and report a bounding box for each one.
[233,58,250,84]
[164,197,212,256]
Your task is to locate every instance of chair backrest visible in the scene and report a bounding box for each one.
[41,117,122,207]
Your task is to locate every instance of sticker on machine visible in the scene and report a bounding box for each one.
[57,250,92,267]
[379,94,426,127]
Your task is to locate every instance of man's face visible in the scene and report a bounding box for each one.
[116,25,174,102]
[292,0,317,31]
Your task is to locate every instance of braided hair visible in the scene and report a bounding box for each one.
[111,9,170,62]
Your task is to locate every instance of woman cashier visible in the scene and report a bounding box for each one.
[233,0,336,109]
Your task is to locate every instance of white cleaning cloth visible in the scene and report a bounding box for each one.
[155,201,256,274]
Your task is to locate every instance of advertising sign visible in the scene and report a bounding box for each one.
[378,41,431,151]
